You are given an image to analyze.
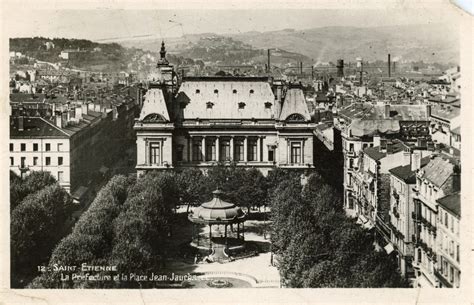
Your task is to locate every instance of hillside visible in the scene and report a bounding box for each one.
[9,37,199,73]
[231,24,459,64]
[120,24,459,65]
[121,35,313,67]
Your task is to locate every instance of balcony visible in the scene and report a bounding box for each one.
[346,150,356,157]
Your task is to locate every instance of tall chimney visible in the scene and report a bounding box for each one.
[300,62,303,75]
[267,49,271,74]
[388,54,391,78]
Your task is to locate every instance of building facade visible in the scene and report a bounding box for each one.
[135,43,316,176]
[412,154,460,287]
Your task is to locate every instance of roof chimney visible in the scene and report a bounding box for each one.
[373,135,381,147]
[55,111,63,128]
[81,102,88,116]
[386,141,394,154]
[75,105,83,121]
[426,104,432,118]
[411,151,422,172]
[384,104,390,118]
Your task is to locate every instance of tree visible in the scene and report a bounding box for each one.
[28,175,132,288]
[175,168,212,212]
[10,170,57,210]
[271,171,407,288]
[11,184,74,287]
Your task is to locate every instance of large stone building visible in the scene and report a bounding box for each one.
[334,102,431,216]
[135,43,316,176]
[411,154,460,287]
[9,86,140,199]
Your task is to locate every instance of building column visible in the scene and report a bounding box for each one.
[301,140,305,164]
[243,136,248,162]
[287,139,291,164]
[256,136,261,162]
[161,139,164,165]
[216,136,220,162]
[230,136,234,161]
[189,136,193,162]
[209,224,212,252]
[224,225,228,248]
[202,136,206,162]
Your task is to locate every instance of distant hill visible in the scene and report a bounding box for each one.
[120,35,313,67]
[231,24,459,64]
[119,24,459,65]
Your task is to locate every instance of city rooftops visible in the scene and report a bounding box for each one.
[437,192,460,217]
[389,156,431,184]
[339,103,429,122]
[419,154,460,189]
[430,104,460,122]
[10,116,68,138]
[182,76,271,82]
[363,141,408,161]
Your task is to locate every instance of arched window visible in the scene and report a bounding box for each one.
[206,101,214,109]
[195,89,200,94]
[233,89,237,94]
[143,113,167,122]
[249,89,254,94]
[238,102,246,109]
[214,89,219,94]
[286,113,306,122]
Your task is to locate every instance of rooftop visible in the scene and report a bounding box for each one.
[176,78,276,120]
[430,104,461,122]
[389,156,431,183]
[10,117,68,138]
[437,192,460,217]
[363,141,407,161]
[420,154,460,189]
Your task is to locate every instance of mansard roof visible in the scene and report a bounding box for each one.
[138,89,170,122]
[176,77,276,120]
[279,88,311,121]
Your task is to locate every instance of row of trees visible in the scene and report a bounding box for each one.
[271,173,408,287]
[10,171,75,288]
[28,172,180,288]
[25,166,302,288]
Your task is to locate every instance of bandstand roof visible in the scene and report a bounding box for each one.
[188,189,246,224]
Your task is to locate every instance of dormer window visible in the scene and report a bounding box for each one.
[206,102,214,109]
[238,102,246,109]
[233,89,237,94]
[265,102,272,109]
[249,89,254,94]
[196,89,200,94]
[214,89,219,94]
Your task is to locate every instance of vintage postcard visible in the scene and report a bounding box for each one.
[0,0,472,304]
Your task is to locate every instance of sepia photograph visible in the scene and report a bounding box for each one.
[0,0,472,303]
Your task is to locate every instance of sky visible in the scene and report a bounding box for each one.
[4,7,462,42]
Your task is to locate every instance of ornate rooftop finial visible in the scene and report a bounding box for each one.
[160,40,166,59]
[212,188,223,198]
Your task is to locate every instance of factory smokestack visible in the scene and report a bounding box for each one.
[336,59,344,77]
[388,54,391,78]
[267,49,271,74]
